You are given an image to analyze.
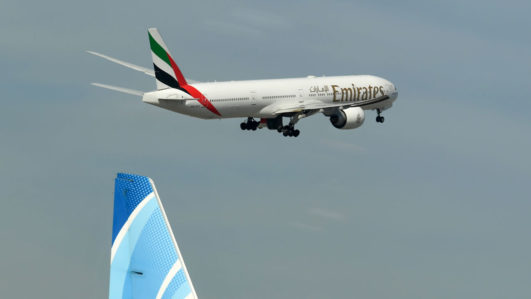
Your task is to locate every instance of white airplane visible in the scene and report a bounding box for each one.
[90,28,398,137]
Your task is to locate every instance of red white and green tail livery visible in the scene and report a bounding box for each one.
[148,29,220,116]
[149,28,187,90]
[90,28,398,137]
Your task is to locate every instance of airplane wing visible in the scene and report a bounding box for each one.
[87,51,200,83]
[271,95,390,115]
[87,51,155,77]
[110,173,198,299]
[91,83,144,96]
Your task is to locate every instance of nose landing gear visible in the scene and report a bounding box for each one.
[376,109,385,123]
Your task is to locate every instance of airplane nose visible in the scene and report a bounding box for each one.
[391,84,398,100]
[387,81,398,100]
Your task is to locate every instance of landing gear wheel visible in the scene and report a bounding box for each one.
[376,109,385,123]
[280,126,300,137]
[241,118,260,131]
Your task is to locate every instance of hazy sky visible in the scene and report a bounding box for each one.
[1,0,530,298]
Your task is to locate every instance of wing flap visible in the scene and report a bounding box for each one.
[271,95,390,114]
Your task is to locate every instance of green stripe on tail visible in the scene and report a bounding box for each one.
[149,32,171,66]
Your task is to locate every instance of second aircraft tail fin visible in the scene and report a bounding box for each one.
[148,28,189,90]
[109,173,198,299]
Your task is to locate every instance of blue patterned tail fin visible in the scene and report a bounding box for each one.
[109,173,198,299]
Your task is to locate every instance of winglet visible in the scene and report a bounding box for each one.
[110,173,198,299]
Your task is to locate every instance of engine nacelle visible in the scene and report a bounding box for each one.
[265,116,283,130]
[329,107,365,130]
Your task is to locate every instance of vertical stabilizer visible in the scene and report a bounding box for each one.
[148,28,188,90]
[109,173,198,299]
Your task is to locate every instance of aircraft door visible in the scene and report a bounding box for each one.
[250,91,257,106]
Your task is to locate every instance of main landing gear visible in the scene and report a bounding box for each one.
[279,125,300,137]
[240,115,303,137]
[240,117,259,131]
[277,113,305,137]
[376,109,385,123]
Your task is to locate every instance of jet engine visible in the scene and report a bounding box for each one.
[329,107,365,129]
[265,116,283,130]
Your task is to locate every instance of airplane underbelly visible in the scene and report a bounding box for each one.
[152,101,215,119]
[362,97,394,111]
[177,102,261,119]
[216,102,262,118]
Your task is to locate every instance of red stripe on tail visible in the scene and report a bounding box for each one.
[166,53,220,117]
[167,54,188,86]
[182,85,221,117]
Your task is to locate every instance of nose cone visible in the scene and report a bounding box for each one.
[388,81,398,101]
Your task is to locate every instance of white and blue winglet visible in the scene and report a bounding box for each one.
[109,173,198,299]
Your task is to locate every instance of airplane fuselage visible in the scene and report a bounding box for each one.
[91,28,399,137]
[143,75,398,119]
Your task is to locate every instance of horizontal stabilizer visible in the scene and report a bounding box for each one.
[91,83,144,96]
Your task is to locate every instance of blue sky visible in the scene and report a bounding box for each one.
[1,0,530,298]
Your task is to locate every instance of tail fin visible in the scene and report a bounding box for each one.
[110,173,198,299]
[148,28,189,90]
